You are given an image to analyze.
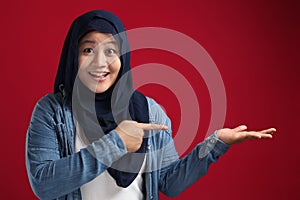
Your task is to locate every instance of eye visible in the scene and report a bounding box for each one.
[105,48,118,56]
[82,48,95,54]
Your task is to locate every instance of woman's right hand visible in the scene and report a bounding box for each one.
[115,120,168,152]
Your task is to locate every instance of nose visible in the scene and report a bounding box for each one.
[93,50,108,69]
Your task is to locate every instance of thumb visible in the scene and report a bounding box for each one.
[233,125,247,132]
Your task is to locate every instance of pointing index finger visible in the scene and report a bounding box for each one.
[137,123,168,131]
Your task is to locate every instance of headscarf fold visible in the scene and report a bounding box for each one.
[54,10,149,188]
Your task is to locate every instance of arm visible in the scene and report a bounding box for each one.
[158,131,229,197]
[26,95,127,199]
[144,97,227,196]
[152,99,275,197]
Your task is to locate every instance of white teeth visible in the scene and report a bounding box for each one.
[89,72,108,77]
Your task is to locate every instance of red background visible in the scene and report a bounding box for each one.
[1,0,299,199]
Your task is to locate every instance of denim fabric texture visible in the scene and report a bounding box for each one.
[26,92,230,200]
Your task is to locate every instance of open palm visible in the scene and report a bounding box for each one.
[217,125,276,145]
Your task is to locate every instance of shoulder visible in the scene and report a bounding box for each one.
[30,93,65,125]
[34,93,63,113]
[36,93,63,106]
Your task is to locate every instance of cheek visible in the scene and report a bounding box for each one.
[78,54,90,69]
[77,58,84,76]
[77,68,85,84]
[78,56,84,70]
[111,58,121,74]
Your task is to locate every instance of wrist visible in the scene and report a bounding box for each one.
[216,129,232,145]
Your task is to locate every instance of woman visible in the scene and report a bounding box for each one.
[26,10,275,200]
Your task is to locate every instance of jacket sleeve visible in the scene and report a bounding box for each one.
[146,98,230,197]
[158,132,229,197]
[25,95,127,200]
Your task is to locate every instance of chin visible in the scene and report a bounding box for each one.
[95,87,110,93]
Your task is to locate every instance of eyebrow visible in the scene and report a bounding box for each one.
[79,39,97,46]
[79,39,117,47]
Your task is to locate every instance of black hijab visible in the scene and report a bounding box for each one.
[54,10,149,188]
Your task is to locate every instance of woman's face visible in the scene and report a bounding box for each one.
[78,30,121,93]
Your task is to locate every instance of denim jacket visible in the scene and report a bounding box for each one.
[26,92,229,200]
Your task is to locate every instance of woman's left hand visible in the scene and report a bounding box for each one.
[216,125,276,145]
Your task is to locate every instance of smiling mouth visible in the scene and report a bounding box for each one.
[88,71,110,82]
[89,71,110,78]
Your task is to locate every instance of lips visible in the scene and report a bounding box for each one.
[88,71,110,82]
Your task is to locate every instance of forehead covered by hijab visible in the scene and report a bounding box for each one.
[54,10,130,95]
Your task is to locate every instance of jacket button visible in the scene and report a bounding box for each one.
[209,139,216,144]
[147,144,151,150]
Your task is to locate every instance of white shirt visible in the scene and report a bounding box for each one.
[75,122,145,200]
